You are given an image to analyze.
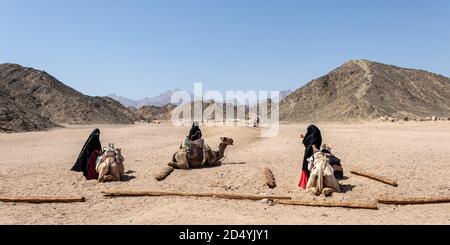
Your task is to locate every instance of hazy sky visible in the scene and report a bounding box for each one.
[1,0,449,99]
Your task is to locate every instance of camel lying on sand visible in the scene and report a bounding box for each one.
[169,137,234,169]
[306,152,341,196]
[96,148,125,182]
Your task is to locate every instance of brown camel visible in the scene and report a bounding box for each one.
[169,137,234,169]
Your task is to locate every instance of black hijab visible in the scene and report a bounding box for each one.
[188,123,202,141]
[302,125,322,176]
[71,128,102,177]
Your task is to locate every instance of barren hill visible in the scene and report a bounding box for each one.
[280,60,450,121]
[0,63,137,132]
[0,90,60,132]
[136,104,177,122]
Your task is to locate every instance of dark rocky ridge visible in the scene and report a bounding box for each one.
[0,63,137,132]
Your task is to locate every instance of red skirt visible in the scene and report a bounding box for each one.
[86,150,100,180]
[298,169,308,189]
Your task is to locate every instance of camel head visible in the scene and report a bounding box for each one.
[220,137,234,146]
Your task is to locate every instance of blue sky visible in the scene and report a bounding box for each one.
[1,0,449,99]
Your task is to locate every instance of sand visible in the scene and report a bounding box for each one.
[1,122,450,224]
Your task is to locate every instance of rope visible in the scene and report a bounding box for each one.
[222,147,228,162]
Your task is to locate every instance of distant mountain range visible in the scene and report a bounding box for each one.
[109,89,292,108]
[108,90,195,108]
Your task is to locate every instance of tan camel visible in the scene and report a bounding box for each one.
[169,137,234,169]
[306,152,341,196]
[96,147,125,182]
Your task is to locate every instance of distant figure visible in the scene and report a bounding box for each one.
[299,125,322,189]
[71,128,102,180]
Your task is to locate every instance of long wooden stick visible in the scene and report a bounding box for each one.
[378,196,450,205]
[350,169,398,187]
[275,199,378,210]
[0,196,86,204]
[262,167,276,189]
[102,190,291,201]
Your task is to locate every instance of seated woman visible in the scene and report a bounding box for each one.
[71,128,102,180]
[189,121,203,141]
[299,125,322,189]
[170,122,233,169]
[182,122,204,164]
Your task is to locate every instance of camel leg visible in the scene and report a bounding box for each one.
[171,149,190,169]
[323,175,341,193]
[322,187,335,196]
[307,187,318,195]
[306,174,319,195]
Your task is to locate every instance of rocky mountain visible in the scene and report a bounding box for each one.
[108,89,195,108]
[0,90,60,132]
[0,63,137,132]
[136,104,177,122]
[280,60,450,121]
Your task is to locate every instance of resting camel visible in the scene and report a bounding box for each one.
[169,137,234,169]
[306,152,341,196]
[96,148,125,182]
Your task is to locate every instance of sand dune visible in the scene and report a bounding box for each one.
[1,122,450,224]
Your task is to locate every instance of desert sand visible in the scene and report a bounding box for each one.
[1,122,450,224]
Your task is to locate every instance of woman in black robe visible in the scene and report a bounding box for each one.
[71,128,102,179]
[298,125,322,189]
[188,122,202,141]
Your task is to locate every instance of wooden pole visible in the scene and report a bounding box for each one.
[262,167,276,189]
[155,166,174,181]
[350,169,398,187]
[0,196,86,204]
[378,196,450,205]
[102,190,291,201]
[275,199,378,210]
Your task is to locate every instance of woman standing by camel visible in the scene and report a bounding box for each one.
[299,125,322,189]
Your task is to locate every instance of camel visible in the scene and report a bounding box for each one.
[306,152,341,196]
[96,147,125,182]
[169,137,234,169]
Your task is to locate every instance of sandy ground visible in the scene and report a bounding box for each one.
[1,122,450,225]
